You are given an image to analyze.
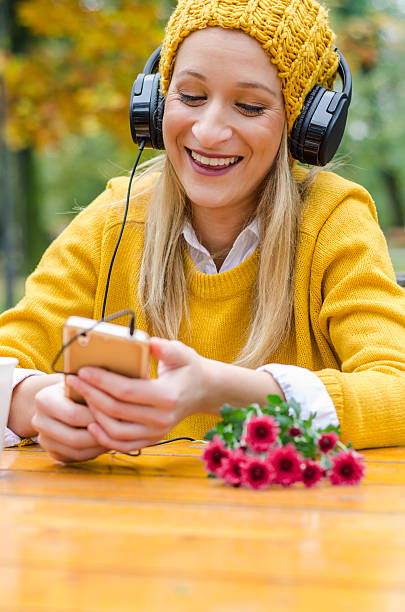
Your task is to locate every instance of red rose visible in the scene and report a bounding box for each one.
[241,454,275,490]
[302,459,324,488]
[201,435,229,475]
[269,443,302,487]
[328,451,365,486]
[217,449,247,486]
[243,415,280,453]
[318,432,339,454]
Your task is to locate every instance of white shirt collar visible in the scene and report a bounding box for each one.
[182,218,259,274]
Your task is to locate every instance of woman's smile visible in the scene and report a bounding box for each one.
[186,147,243,176]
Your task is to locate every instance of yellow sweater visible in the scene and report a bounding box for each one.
[1,169,405,449]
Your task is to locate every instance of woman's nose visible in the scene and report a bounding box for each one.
[191,103,233,148]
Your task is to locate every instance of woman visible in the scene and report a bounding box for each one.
[2,0,405,462]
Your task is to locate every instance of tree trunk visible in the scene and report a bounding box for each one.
[0,0,46,308]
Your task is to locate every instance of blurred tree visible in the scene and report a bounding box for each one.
[1,0,44,306]
[328,0,405,227]
[0,0,168,306]
[4,0,166,149]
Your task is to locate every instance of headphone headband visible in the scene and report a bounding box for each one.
[143,45,162,74]
[335,47,352,103]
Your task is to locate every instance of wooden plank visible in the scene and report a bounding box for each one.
[1,496,405,586]
[4,460,405,515]
[4,441,405,466]
[1,566,404,612]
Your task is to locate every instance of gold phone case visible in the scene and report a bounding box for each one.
[63,316,150,404]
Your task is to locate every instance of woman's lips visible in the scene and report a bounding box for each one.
[185,147,242,177]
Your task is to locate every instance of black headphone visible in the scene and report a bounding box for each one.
[129,45,352,167]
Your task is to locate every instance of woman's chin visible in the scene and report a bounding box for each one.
[185,189,236,211]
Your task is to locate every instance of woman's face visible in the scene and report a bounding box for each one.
[163,27,285,217]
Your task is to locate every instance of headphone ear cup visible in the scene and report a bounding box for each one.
[290,85,350,166]
[289,85,323,164]
[149,72,165,150]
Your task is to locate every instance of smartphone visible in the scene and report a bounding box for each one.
[63,316,150,403]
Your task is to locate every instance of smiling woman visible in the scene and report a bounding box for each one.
[1,0,405,463]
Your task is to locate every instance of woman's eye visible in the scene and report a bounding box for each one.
[237,103,266,116]
[179,92,205,105]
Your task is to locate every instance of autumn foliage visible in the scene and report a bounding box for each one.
[2,0,166,150]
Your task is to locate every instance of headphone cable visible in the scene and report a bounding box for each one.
[101,139,146,320]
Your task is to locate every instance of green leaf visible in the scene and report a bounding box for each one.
[216,422,225,435]
[245,403,261,416]
[223,431,234,442]
[266,394,284,407]
[303,413,316,428]
[232,422,244,441]
[204,428,217,441]
[229,409,247,422]
[208,473,217,478]
[279,433,291,446]
[220,404,234,420]
[276,414,293,428]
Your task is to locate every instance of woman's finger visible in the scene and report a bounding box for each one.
[67,375,173,426]
[67,375,138,419]
[32,411,100,450]
[74,368,161,405]
[37,432,105,463]
[35,382,95,428]
[149,337,193,369]
[87,422,151,453]
[89,406,159,442]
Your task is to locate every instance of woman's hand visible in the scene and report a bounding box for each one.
[31,338,283,459]
[31,382,106,463]
[66,338,209,454]
[65,337,284,455]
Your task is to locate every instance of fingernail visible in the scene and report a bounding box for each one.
[78,367,92,380]
[66,375,79,387]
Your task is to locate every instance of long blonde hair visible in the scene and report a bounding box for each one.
[138,129,314,367]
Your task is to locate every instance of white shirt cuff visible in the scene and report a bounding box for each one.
[257,363,339,429]
[3,369,45,447]
[4,427,23,448]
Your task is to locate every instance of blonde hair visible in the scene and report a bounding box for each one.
[138,129,316,367]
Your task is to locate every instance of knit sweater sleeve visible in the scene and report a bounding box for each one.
[0,180,120,373]
[313,195,405,449]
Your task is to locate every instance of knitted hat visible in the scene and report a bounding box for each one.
[159,0,339,135]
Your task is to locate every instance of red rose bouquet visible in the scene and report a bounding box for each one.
[201,395,365,489]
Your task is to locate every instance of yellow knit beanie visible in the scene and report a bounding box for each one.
[159,0,339,135]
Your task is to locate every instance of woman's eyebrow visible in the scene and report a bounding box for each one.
[176,69,206,80]
[174,70,277,97]
[236,81,278,97]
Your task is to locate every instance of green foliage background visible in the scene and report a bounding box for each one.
[1,0,404,309]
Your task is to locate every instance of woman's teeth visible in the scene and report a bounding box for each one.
[190,150,239,167]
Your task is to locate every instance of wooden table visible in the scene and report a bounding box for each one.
[1,441,405,611]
